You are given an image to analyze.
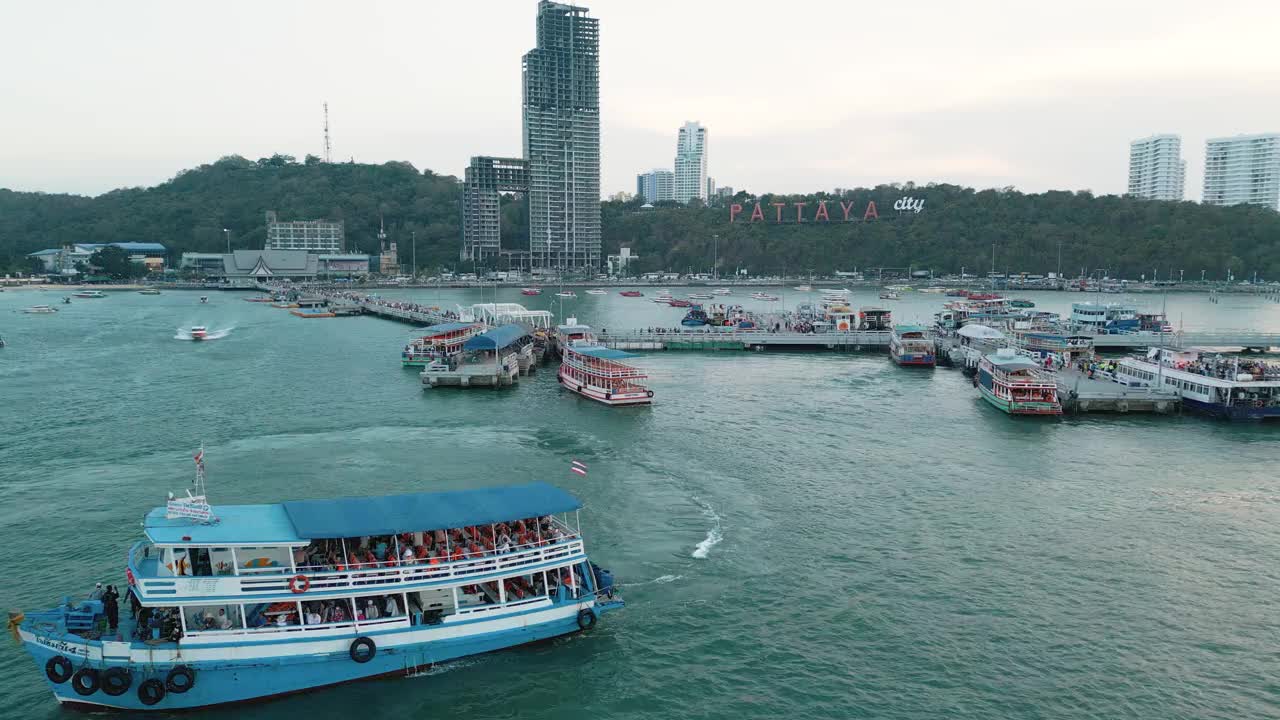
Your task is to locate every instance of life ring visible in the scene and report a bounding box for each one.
[137,678,166,706]
[576,608,597,631]
[165,665,195,693]
[45,655,73,684]
[289,574,311,594]
[71,667,99,696]
[350,636,377,663]
[1255,400,1265,408]
[101,667,132,696]
[646,390,655,398]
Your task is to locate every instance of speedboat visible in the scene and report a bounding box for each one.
[879,291,900,300]
[619,291,643,297]
[794,285,812,292]
[521,288,542,296]
[668,299,692,308]
[73,290,105,299]
[750,292,780,301]
[712,288,731,295]
[199,296,209,304]
[190,326,208,341]
[688,293,713,299]
[63,297,72,304]
[555,291,576,299]
[139,289,162,296]
[585,289,607,295]
[25,305,58,314]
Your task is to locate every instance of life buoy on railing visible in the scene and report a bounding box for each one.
[289,574,310,594]
[646,390,655,398]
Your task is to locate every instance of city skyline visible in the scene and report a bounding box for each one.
[2,1,1280,199]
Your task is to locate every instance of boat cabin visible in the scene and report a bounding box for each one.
[858,307,892,331]
[402,321,483,366]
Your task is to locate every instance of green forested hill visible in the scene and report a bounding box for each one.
[3,156,1277,280]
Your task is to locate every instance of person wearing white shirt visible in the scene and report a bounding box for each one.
[384,595,399,617]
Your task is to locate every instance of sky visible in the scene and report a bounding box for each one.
[2,0,1279,199]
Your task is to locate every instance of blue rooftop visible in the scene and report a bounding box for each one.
[894,324,927,335]
[145,504,302,546]
[282,482,581,539]
[575,346,636,360]
[463,323,529,351]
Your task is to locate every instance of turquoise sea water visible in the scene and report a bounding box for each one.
[1,287,1278,719]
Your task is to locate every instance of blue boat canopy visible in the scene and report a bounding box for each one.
[894,324,927,334]
[414,321,478,334]
[463,323,529,351]
[282,482,581,539]
[574,347,636,360]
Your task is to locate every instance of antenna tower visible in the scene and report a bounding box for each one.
[323,102,332,163]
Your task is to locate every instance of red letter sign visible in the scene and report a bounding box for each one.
[771,202,786,222]
[750,203,765,222]
[863,201,878,221]
[840,200,856,221]
[794,202,807,222]
[814,200,829,222]
[729,204,742,223]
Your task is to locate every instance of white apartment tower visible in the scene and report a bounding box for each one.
[1128,135,1185,201]
[674,121,708,204]
[1202,133,1280,210]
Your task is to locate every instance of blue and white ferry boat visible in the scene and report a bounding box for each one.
[1114,348,1280,420]
[12,456,622,711]
[1069,302,1138,333]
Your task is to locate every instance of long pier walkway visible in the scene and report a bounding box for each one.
[596,330,893,352]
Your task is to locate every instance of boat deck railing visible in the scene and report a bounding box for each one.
[129,535,587,603]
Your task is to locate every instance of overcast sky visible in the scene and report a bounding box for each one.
[3,0,1279,199]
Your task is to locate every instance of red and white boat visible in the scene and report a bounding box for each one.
[620,290,644,297]
[190,326,208,341]
[521,287,542,296]
[556,321,653,406]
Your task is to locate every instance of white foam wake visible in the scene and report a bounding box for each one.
[691,497,723,559]
[629,574,684,586]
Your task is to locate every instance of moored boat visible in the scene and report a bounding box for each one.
[558,327,653,406]
[879,291,900,300]
[12,454,622,711]
[25,305,58,314]
[712,288,731,295]
[73,290,106,299]
[1114,348,1280,420]
[619,291,643,297]
[889,325,935,366]
[1069,302,1137,334]
[585,289,606,295]
[668,299,692,308]
[555,291,576,299]
[681,306,710,327]
[520,287,542,296]
[402,322,484,367]
[976,348,1062,415]
[139,289,162,296]
[688,293,713,300]
[858,307,892,330]
[1008,298,1034,308]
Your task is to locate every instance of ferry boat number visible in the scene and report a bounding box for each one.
[35,635,89,657]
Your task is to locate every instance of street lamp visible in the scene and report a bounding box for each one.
[411,231,417,280]
[223,228,230,254]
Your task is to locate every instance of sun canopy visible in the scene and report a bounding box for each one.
[574,346,636,360]
[463,323,529,351]
[281,482,582,539]
[986,352,1040,370]
[958,324,1006,340]
[414,321,477,334]
[894,324,927,334]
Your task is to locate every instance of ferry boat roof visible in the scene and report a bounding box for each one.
[556,323,591,333]
[572,346,637,360]
[414,321,479,335]
[985,352,1040,370]
[894,324,927,335]
[462,323,529,351]
[144,482,581,545]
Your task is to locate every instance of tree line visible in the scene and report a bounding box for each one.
[3,156,1277,280]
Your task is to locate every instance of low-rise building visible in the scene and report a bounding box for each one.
[607,247,639,276]
[180,249,370,282]
[27,242,166,273]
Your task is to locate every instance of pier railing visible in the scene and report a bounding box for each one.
[129,538,586,603]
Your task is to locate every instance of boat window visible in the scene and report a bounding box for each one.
[299,598,355,626]
[236,546,293,574]
[245,601,300,629]
[185,603,242,632]
[135,606,181,642]
[354,594,405,621]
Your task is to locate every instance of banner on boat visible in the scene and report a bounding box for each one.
[728,196,925,224]
[167,496,212,522]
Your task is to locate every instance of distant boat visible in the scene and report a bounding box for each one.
[555,291,577,299]
[794,285,812,291]
[24,305,57,314]
[712,288,731,295]
[199,296,209,304]
[73,290,105,299]
[688,293,713,299]
[62,297,72,304]
[620,290,643,297]
[190,326,209,341]
[1008,298,1035,308]
[585,289,607,295]
[879,291,900,300]
[521,287,542,296]
[750,292,780,301]
[668,299,693,308]
[138,289,161,295]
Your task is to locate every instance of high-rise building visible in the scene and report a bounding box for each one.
[1202,133,1280,210]
[706,177,716,199]
[524,1,601,269]
[636,169,674,203]
[461,156,531,263]
[265,210,344,253]
[674,121,708,204]
[1128,135,1185,201]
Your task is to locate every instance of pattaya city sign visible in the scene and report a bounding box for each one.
[729,195,925,223]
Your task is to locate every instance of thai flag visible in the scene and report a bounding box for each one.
[570,460,588,477]
[193,449,204,466]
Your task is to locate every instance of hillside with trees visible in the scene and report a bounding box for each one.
[3,157,1278,280]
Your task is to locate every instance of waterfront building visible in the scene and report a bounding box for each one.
[180,250,370,282]
[461,157,531,264]
[1202,133,1280,210]
[1128,134,1185,201]
[674,121,708,204]
[27,243,167,274]
[635,169,674,203]
[606,247,638,276]
[524,1,601,269]
[265,211,345,253]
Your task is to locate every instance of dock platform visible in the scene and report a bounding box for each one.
[421,359,520,388]
[596,330,892,352]
[1054,368,1181,414]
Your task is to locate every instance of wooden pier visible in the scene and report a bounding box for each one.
[595,330,892,352]
[421,358,521,388]
[1054,368,1181,414]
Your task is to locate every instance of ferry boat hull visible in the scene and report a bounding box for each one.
[557,366,653,406]
[891,351,936,367]
[1181,396,1280,421]
[22,599,618,712]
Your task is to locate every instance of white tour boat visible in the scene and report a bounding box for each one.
[73,290,106,299]
[557,323,653,406]
[1114,348,1280,421]
[25,305,58,314]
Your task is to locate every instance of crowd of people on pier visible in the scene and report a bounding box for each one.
[1159,354,1280,381]
[296,516,577,574]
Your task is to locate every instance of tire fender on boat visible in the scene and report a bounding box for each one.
[138,678,166,706]
[576,608,597,631]
[289,574,311,594]
[101,667,132,696]
[71,667,99,696]
[350,636,377,663]
[45,655,73,684]
[165,665,195,693]
[646,390,655,398]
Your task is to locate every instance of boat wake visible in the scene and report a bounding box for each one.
[406,657,481,678]
[691,496,723,559]
[629,574,684,586]
[174,326,234,341]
